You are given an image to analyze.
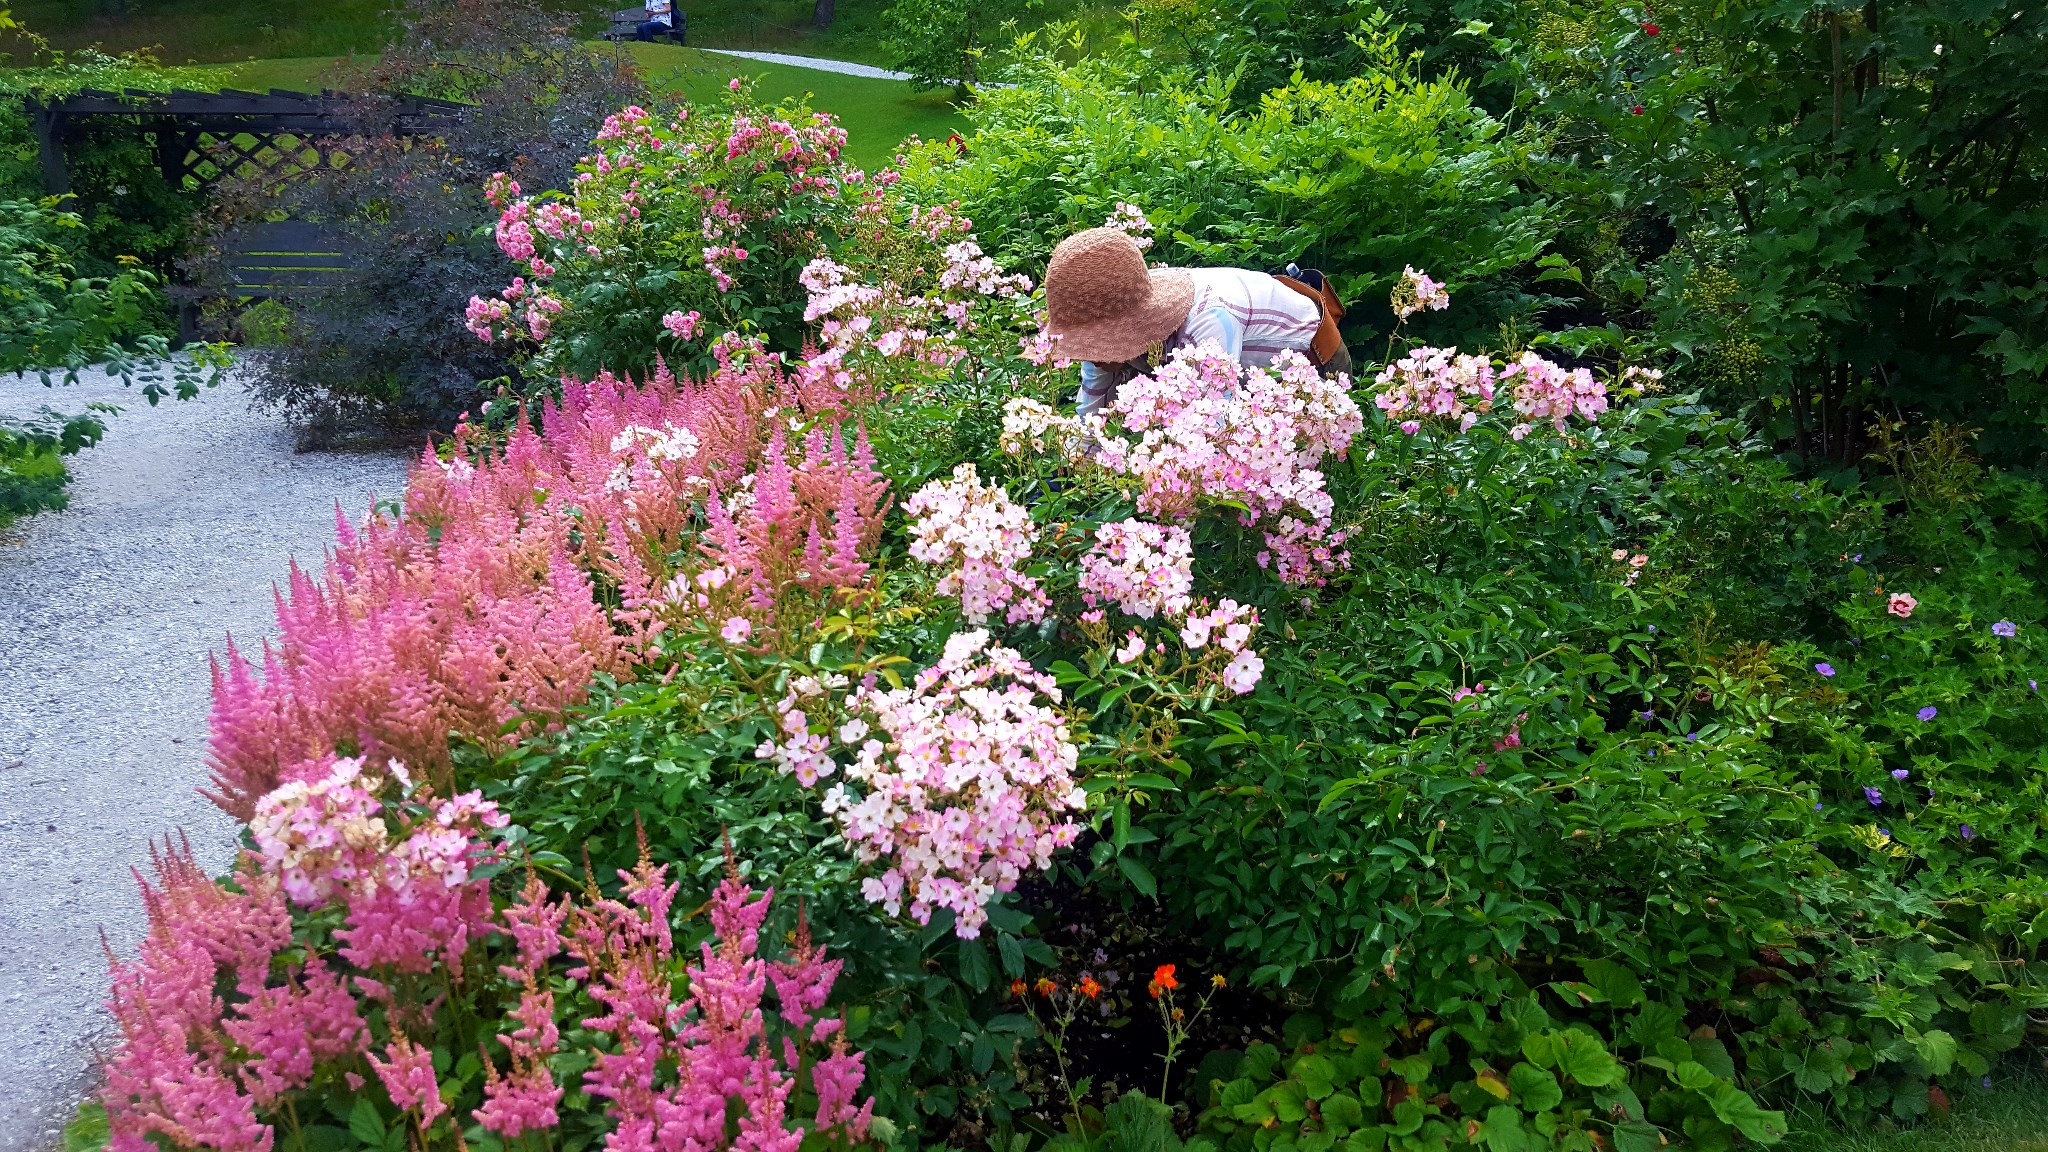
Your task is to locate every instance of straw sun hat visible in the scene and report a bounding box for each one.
[1042,227,1195,364]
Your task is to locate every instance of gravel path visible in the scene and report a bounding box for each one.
[0,368,409,1150]
[699,48,917,80]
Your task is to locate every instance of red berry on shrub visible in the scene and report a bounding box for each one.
[1632,104,1645,115]
[1643,22,1660,34]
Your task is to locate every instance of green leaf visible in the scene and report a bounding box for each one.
[348,1099,387,1148]
[1295,1054,1337,1099]
[1480,1105,1534,1152]
[1702,1082,1787,1142]
[1907,1028,1959,1075]
[1579,960,1645,1009]
[1688,1037,1736,1081]
[1551,1032,1622,1087]
[1117,854,1159,898]
[1268,1081,1309,1123]
[1322,1092,1365,1131]
[1507,1063,1561,1112]
[1671,1060,1718,1091]
[1611,1122,1664,1152]
[1388,1054,1433,1084]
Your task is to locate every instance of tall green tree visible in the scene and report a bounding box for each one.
[1497,0,2048,463]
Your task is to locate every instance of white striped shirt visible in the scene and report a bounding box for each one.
[1077,268,1321,418]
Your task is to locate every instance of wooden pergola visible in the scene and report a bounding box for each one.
[24,86,468,196]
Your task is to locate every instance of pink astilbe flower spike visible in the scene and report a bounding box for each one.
[208,345,897,820]
[811,1034,874,1138]
[369,1032,446,1129]
[224,956,366,1106]
[101,838,274,1152]
[767,904,840,1033]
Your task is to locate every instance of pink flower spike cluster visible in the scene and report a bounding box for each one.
[696,421,891,630]
[1078,519,1194,620]
[1392,265,1450,320]
[1090,342,1363,586]
[818,630,1086,938]
[1373,346,1497,433]
[205,351,884,820]
[568,851,873,1149]
[476,873,567,1137]
[1500,351,1609,438]
[104,801,874,1149]
[905,463,1049,624]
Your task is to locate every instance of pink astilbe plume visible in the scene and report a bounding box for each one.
[555,845,871,1151]
[698,421,891,628]
[369,1032,447,1129]
[208,344,894,818]
[101,839,282,1152]
[223,957,365,1106]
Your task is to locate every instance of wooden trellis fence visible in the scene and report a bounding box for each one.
[24,87,468,338]
[24,86,467,195]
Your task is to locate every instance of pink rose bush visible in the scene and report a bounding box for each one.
[468,89,862,379]
[904,463,1049,625]
[995,340,1363,587]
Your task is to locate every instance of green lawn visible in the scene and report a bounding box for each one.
[1781,1072,2048,1152]
[8,0,1119,69]
[175,44,964,171]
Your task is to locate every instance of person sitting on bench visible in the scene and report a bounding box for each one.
[636,0,676,41]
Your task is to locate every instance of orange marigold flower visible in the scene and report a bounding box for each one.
[1035,978,1058,997]
[1010,979,1028,997]
[1211,974,1228,989]
[1079,976,1103,999]
[1153,964,1179,990]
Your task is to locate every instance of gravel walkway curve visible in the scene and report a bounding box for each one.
[698,48,918,80]
[0,368,409,1150]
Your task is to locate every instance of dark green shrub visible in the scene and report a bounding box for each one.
[196,0,641,443]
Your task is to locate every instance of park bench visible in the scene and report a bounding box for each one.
[171,220,350,342]
[604,7,688,43]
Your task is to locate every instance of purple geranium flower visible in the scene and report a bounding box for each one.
[1918,706,1938,722]
[1961,824,1976,840]
[1865,786,1884,807]
[1992,621,2017,637]
[1891,768,1910,781]
[1816,662,1836,677]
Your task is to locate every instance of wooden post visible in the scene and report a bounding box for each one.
[28,99,69,196]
